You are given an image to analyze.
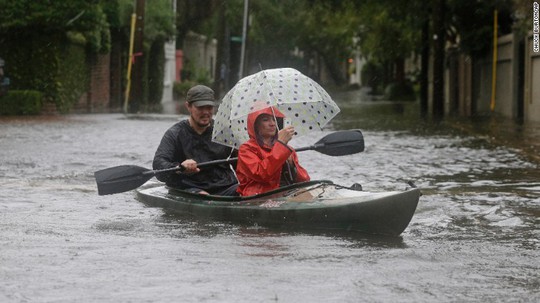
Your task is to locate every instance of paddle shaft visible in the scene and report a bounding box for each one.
[147,158,238,176]
[95,129,364,195]
[149,141,355,176]
[149,150,309,176]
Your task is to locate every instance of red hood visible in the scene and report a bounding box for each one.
[246,106,285,139]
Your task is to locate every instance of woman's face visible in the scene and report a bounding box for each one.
[256,114,277,139]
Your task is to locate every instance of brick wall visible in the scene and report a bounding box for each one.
[88,53,111,112]
[71,53,111,113]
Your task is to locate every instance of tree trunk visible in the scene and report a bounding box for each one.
[395,57,405,83]
[432,0,446,118]
[213,0,227,97]
[420,15,429,116]
[321,54,346,86]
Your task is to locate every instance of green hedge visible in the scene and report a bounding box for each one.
[56,43,89,113]
[0,90,43,115]
[173,80,196,101]
[0,30,88,113]
[384,81,417,101]
[361,61,384,94]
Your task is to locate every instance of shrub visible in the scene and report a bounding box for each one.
[384,81,416,101]
[0,90,43,115]
[2,32,88,114]
[361,61,384,94]
[173,81,196,101]
[172,68,213,102]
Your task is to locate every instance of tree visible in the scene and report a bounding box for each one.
[175,0,218,48]
[246,0,309,71]
[296,0,360,85]
[0,0,176,113]
[0,1,113,112]
[354,0,423,86]
[0,0,111,53]
[447,0,514,58]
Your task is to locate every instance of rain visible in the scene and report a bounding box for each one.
[1,1,540,302]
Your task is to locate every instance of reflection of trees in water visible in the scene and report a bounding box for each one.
[331,98,421,132]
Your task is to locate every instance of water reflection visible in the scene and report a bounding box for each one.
[153,210,409,251]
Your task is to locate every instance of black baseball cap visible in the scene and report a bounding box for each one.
[186,85,216,107]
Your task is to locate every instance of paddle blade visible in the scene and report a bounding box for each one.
[312,130,365,156]
[94,165,154,195]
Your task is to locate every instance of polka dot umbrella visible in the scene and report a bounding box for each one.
[212,68,340,148]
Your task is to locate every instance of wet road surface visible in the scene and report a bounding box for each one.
[1,90,539,302]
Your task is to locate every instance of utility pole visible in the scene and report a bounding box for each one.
[238,0,249,79]
[130,0,145,113]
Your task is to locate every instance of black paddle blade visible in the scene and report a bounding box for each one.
[94,165,153,195]
[312,130,365,156]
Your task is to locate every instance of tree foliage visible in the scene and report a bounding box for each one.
[355,0,423,64]
[0,0,526,108]
[0,0,112,53]
[221,0,361,83]
[0,0,176,113]
[448,0,515,57]
[246,0,310,70]
[146,0,176,42]
[175,0,218,47]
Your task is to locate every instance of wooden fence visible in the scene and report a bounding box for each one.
[444,32,539,122]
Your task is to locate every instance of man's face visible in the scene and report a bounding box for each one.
[188,103,214,128]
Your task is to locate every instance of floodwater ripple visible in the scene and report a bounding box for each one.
[1,95,539,302]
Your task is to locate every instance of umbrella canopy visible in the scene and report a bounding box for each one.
[212,68,340,148]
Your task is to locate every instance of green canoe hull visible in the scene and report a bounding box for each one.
[136,180,420,236]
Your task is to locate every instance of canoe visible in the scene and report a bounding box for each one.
[136,180,420,236]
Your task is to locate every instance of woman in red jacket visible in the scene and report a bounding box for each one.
[236,106,310,196]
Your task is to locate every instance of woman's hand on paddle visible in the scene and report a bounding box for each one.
[179,159,200,174]
[278,126,295,144]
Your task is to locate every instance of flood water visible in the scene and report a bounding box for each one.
[1,89,539,302]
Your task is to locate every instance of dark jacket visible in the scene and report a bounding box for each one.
[152,120,238,194]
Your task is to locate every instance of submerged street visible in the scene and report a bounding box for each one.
[1,90,539,302]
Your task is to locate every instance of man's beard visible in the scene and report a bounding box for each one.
[192,115,211,128]
[195,121,210,128]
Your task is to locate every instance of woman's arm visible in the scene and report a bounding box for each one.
[291,151,310,182]
[237,142,291,182]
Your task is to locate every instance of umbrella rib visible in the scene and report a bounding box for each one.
[212,68,341,148]
[261,69,281,132]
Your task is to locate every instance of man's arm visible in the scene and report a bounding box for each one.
[153,128,182,183]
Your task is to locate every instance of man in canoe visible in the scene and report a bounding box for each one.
[235,106,310,196]
[152,85,238,195]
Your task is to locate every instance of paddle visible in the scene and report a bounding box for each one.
[94,129,364,195]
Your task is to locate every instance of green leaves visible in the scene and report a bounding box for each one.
[145,0,176,42]
[448,0,514,57]
[0,0,111,53]
[355,0,422,64]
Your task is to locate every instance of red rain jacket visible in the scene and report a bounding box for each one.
[236,107,310,196]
